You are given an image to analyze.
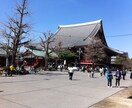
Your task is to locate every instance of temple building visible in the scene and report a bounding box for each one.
[52,19,127,66]
[0,20,127,68]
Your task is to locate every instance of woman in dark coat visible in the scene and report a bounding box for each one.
[115,69,122,88]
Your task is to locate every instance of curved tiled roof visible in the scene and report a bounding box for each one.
[53,19,104,48]
[107,47,128,55]
[26,49,58,58]
[25,20,126,57]
[52,20,127,56]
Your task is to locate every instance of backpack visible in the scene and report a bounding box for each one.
[109,74,113,79]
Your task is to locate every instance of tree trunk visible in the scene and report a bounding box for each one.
[44,57,48,70]
[11,39,18,66]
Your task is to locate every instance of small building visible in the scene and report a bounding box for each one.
[23,48,58,67]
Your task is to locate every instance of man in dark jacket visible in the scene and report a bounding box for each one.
[130,70,132,79]
[115,69,122,88]
[122,70,126,80]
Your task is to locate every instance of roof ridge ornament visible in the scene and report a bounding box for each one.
[59,19,102,28]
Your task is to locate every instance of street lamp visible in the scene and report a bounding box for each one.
[77,48,83,65]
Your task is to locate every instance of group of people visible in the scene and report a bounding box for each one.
[106,69,131,88]
[86,66,107,78]
[67,65,132,89]
[65,65,96,80]
[4,61,28,76]
[99,67,107,76]
[5,64,15,76]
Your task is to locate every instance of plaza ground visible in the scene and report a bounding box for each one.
[90,86,132,108]
[0,70,131,108]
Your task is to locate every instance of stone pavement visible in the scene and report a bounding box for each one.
[0,71,131,108]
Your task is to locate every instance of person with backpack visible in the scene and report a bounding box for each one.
[115,69,122,88]
[130,70,132,79]
[106,69,113,88]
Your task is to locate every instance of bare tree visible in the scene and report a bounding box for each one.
[53,41,63,53]
[40,31,55,70]
[84,38,107,68]
[2,0,30,66]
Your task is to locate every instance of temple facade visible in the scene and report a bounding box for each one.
[52,19,127,66]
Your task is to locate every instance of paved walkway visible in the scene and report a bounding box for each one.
[0,71,131,108]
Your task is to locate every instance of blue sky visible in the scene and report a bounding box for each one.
[0,0,132,57]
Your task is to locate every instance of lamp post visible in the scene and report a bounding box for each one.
[77,48,82,66]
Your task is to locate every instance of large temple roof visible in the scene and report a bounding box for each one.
[53,19,126,56]
[53,19,107,48]
[24,20,127,57]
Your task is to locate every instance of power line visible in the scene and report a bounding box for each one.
[1,28,132,39]
[31,30,43,34]
[106,34,132,38]
[31,29,132,38]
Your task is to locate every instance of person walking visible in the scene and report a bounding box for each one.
[9,64,15,76]
[68,66,74,80]
[122,70,126,80]
[130,70,132,79]
[115,69,122,88]
[5,64,10,76]
[60,65,63,71]
[99,67,103,76]
[104,67,107,76]
[87,67,92,77]
[106,69,113,88]
[90,67,94,78]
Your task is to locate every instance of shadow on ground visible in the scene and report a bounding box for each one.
[112,86,128,89]
[38,72,68,76]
